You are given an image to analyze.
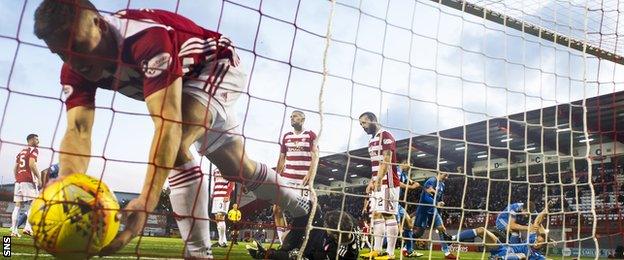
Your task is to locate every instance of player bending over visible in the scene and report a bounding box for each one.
[247,210,359,260]
[412,171,457,259]
[34,1,315,257]
[453,199,556,260]
[273,110,319,245]
[358,112,400,260]
[211,169,234,248]
[496,202,535,244]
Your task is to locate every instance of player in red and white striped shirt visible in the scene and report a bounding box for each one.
[273,110,319,245]
[211,169,234,248]
[34,1,315,256]
[359,112,401,259]
[11,134,41,237]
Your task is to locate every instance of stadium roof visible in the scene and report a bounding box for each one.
[315,91,624,185]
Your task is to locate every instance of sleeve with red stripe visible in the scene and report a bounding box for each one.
[227,182,235,197]
[308,130,317,148]
[131,28,183,99]
[380,131,396,152]
[30,148,38,162]
[60,64,97,110]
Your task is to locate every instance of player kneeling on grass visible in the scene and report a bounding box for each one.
[246,210,359,260]
[34,0,315,257]
[452,199,557,260]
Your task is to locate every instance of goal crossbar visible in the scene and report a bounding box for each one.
[431,0,624,65]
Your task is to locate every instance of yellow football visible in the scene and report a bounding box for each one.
[28,173,120,259]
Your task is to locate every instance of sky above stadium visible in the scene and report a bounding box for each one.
[0,0,623,193]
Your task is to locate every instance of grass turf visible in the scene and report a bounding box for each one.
[3,228,599,259]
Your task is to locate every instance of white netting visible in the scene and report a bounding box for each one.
[0,0,622,259]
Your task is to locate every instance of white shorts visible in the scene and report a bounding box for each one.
[183,59,247,155]
[372,186,399,215]
[282,179,310,200]
[211,197,230,214]
[14,182,37,203]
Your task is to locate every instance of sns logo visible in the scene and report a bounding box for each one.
[3,236,10,257]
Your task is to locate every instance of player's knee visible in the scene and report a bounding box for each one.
[475,227,485,235]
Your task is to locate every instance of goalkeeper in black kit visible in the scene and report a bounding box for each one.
[246,210,360,260]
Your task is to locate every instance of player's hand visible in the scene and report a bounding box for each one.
[374,181,381,192]
[365,182,374,194]
[302,174,311,186]
[99,198,148,256]
[437,201,445,207]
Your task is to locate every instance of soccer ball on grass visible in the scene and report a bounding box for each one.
[28,173,120,259]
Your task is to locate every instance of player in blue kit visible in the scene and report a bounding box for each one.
[452,199,556,260]
[396,160,423,258]
[412,171,457,259]
[496,202,535,244]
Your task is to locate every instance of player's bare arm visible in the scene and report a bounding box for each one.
[59,106,95,177]
[101,78,183,255]
[28,157,41,187]
[302,140,319,186]
[366,179,375,194]
[276,153,286,174]
[532,198,557,232]
[509,217,529,231]
[400,180,420,191]
[140,78,183,210]
[375,149,392,190]
[409,180,421,189]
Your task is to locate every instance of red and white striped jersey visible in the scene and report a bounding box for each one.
[60,9,238,110]
[368,130,400,188]
[279,130,317,184]
[15,146,38,183]
[212,169,233,199]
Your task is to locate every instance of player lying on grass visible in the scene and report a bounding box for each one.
[452,199,557,260]
[246,210,359,260]
[34,0,316,257]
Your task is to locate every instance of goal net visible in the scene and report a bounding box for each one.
[0,0,621,259]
